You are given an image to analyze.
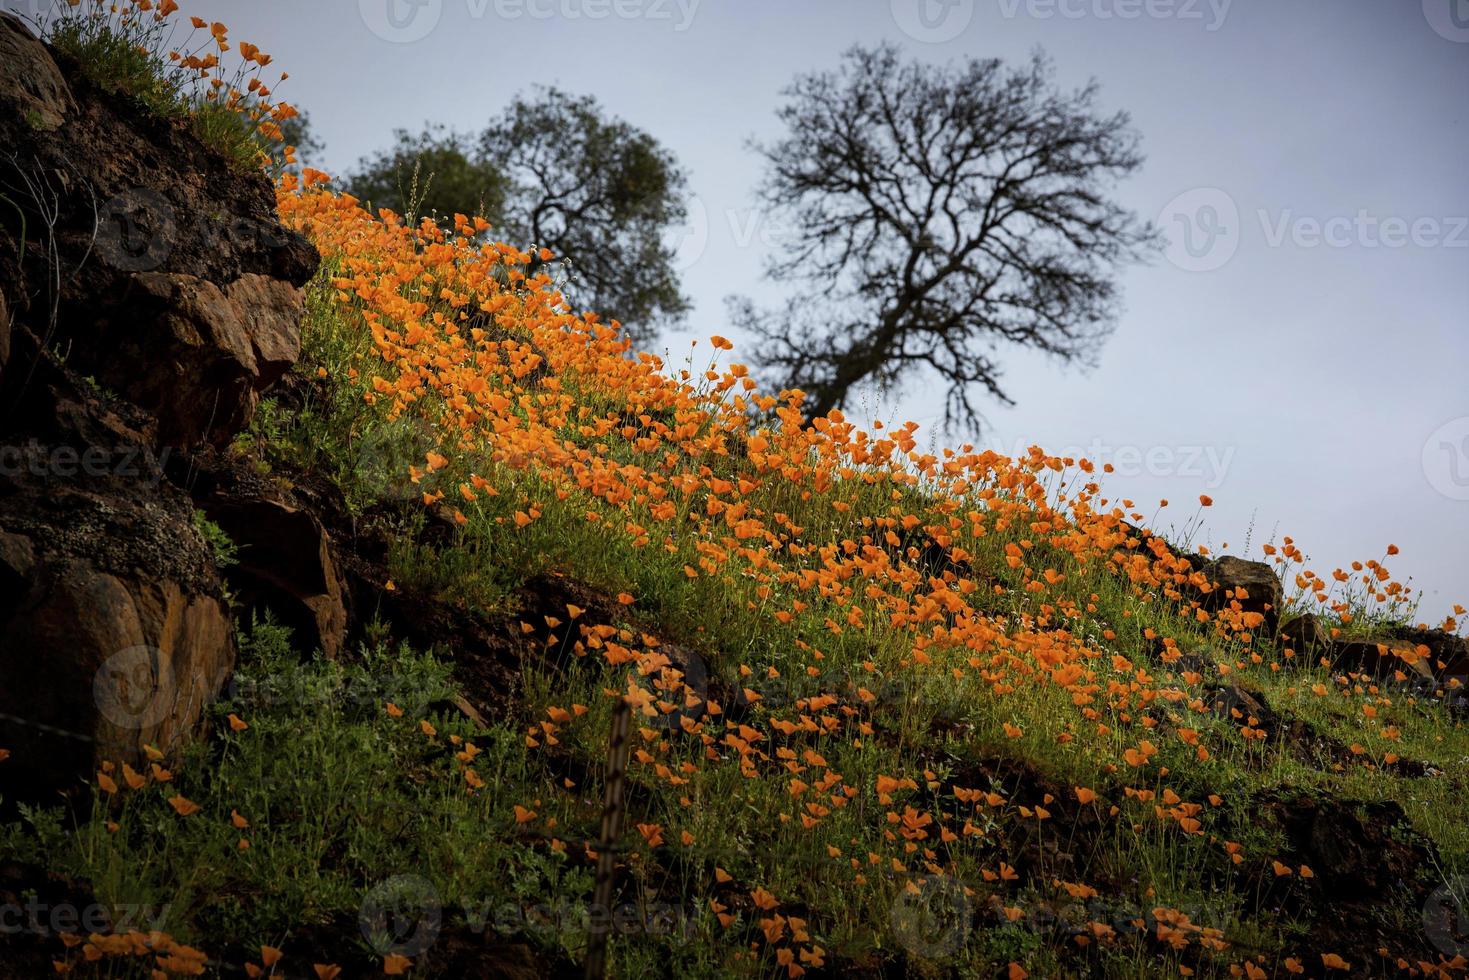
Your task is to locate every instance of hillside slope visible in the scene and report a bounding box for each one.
[0,5,1466,978]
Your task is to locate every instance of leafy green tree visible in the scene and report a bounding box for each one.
[480,87,690,345]
[347,91,689,346]
[346,123,507,226]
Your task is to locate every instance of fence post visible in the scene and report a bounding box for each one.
[584,696,633,980]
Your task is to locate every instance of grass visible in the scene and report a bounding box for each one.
[2,3,1466,976]
[37,0,299,175]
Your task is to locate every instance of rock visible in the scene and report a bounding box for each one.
[200,496,347,659]
[0,289,10,376]
[1197,556,1284,634]
[1389,624,1469,679]
[1332,637,1435,683]
[0,489,235,800]
[0,14,318,450]
[0,13,75,131]
[1278,613,1330,658]
[0,330,236,799]
[1204,682,1275,728]
[99,271,305,447]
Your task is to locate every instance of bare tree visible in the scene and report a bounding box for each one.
[730,44,1161,430]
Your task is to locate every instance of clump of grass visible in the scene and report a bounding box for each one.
[36,0,301,175]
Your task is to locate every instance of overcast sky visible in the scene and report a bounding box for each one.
[73,0,1466,621]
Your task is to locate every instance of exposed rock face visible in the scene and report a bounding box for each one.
[102,271,307,447]
[0,13,74,131]
[201,497,348,659]
[1390,624,1469,679]
[0,12,318,449]
[0,339,236,795]
[0,15,317,797]
[1197,555,1284,634]
[0,531,235,790]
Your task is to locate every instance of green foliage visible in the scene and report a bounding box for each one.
[348,87,690,345]
[191,510,239,570]
[482,86,691,345]
[346,123,506,226]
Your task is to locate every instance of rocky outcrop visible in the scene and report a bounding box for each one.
[0,14,317,798]
[0,13,73,131]
[1278,612,1330,657]
[200,496,348,660]
[0,334,236,796]
[1196,555,1284,634]
[95,271,308,447]
[1390,624,1469,678]
[0,11,317,449]
[1279,612,1453,685]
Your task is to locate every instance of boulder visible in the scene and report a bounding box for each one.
[1278,613,1330,658]
[1197,556,1284,635]
[0,12,74,131]
[1389,624,1469,679]
[0,488,234,799]
[1332,637,1435,684]
[0,538,235,788]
